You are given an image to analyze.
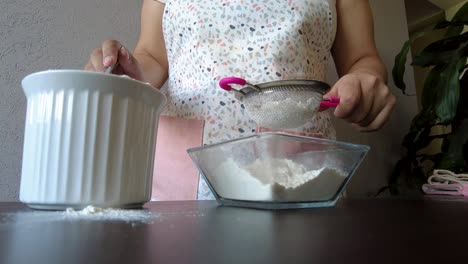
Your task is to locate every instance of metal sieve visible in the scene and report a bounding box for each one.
[219,77,340,129]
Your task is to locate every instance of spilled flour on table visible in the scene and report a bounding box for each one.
[62,206,158,223]
[0,206,159,226]
[0,205,208,226]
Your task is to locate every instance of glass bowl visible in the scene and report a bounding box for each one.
[187,132,369,209]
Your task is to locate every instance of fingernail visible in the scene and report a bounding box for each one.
[120,46,130,60]
[103,56,113,67]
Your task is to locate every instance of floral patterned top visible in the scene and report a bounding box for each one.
[157,0,337,200]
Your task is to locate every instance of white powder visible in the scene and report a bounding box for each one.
[246,94,322,129]
[0,207,159,226]
[246,158,317,188]
[209,158,272,201]
[0,206,208,226]
[66,205,101,214]
[210,158,347,201]
[62,206,157,223]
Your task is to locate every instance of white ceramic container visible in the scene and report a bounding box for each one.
[20,70,166,210]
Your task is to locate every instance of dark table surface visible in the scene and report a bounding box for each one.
[1,197,468,264]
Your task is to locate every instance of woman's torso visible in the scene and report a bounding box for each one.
[158,0,337,199]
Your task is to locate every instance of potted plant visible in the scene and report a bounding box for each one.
[387,2,468,195]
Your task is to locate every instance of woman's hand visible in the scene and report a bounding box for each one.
[324,71,396,132]
[330,0,396,132]
[84,40,146,82]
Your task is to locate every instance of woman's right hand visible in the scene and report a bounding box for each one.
[85,40,145,82]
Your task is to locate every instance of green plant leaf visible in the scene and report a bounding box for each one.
[392,32,425,94]
[434,20,450,29]
[436,152,464,171]
[419,32,468,54]
[419,59,465,125]
[456,72,468,120]
[421,65,444,109]
[402,125,433,153]
[390,1,468,191]
[434,59,465,124]
[461,64,468,72]
[406,106,438,131]
[412,42,468,67]
[434,19,468,30]
[441,136,451,153]
[445,1,468,37]
[435,119,468,172]
[412,50,454,67]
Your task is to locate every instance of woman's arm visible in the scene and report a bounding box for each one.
[327,0,395,131]
[133,0,169,88]
[332,0,386,81]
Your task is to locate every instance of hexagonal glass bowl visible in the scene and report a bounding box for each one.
[187,132,369,209]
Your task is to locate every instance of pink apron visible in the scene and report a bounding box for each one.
[152,116,204,201]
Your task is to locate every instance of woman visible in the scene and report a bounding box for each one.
[85,0,396,200]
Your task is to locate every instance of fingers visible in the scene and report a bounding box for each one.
[85,47,105,72]
[347,75,378,126]
[84,61,94,71]
[102,40,122,67]
[326,75,362,121]
[328,72,396,132]
[84,40,122,72]
[117,46,145,81]
[356,91,396,132]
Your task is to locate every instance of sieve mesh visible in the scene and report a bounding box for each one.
[241,87,323,129]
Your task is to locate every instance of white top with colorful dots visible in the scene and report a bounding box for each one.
[158,0,337,200]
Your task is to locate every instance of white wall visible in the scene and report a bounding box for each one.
[330,0,418,197]
[0,0,417,200]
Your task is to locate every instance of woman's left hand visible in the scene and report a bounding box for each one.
[323,71,396,132]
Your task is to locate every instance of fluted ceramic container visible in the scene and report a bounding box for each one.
[20,70,166,210]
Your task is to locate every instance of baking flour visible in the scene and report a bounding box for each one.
[211,158,347,201]
[0,207,159,227]
[62,206,155,222]
[247,93,322,128]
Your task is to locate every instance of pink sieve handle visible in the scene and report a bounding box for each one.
[320,97,340,109]
[219,77,247,91]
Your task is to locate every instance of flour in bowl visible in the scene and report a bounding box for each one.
[210,158,347,201]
